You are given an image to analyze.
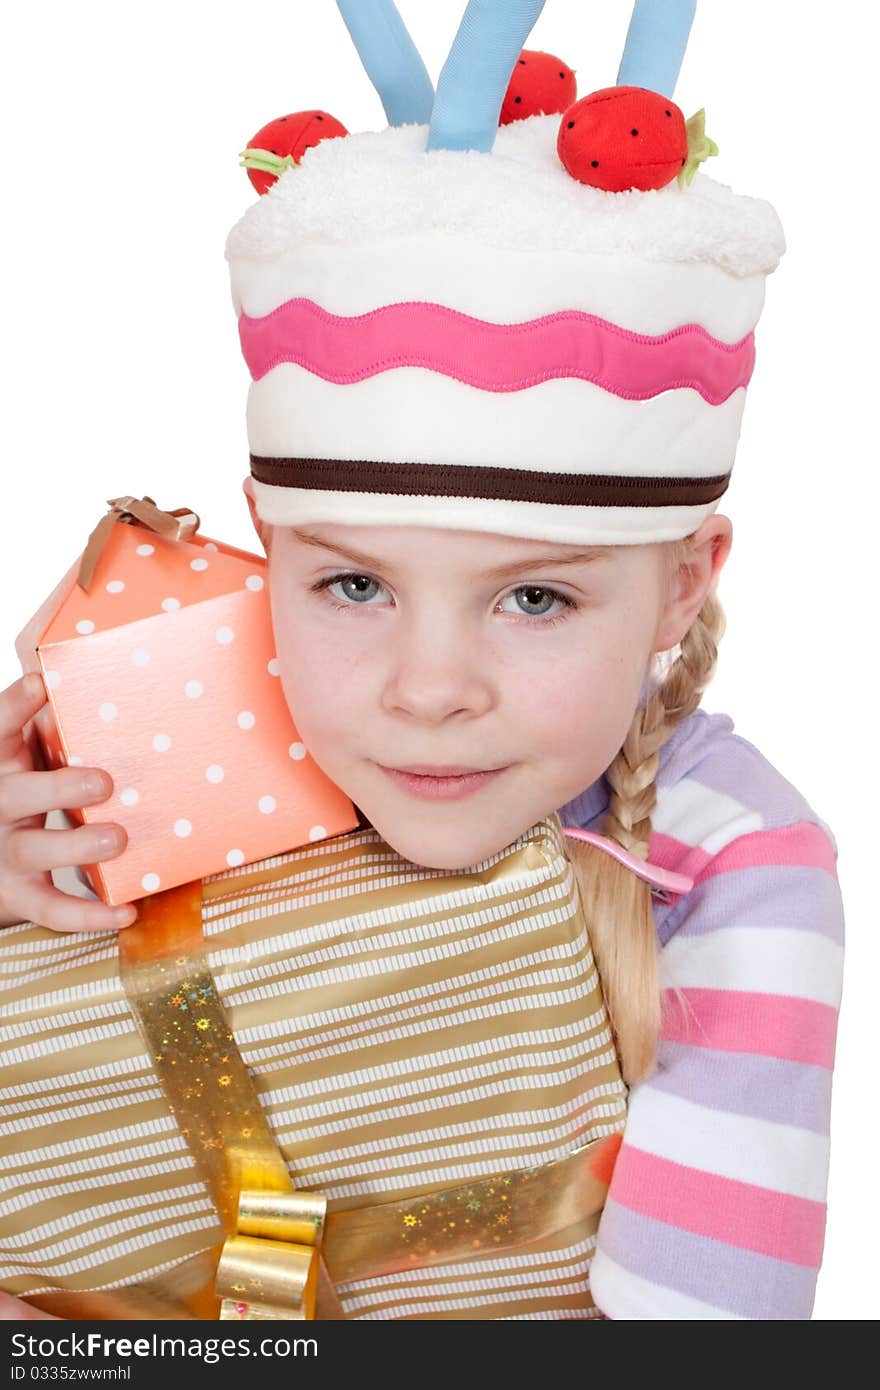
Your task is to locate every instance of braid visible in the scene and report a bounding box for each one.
[565,545,728,1086]
[602,579,726,858]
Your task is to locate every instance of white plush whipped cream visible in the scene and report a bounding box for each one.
[225,114,784,279]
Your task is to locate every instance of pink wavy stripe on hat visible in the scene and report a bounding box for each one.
[238,298,755,405]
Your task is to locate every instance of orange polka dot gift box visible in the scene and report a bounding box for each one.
[13,495,360,906]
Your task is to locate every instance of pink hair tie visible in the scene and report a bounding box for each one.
[561,826,694,903]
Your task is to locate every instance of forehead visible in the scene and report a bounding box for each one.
[281,523,616,577]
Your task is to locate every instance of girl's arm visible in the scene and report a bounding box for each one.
[590,818,844,1319]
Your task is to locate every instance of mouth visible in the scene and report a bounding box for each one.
[376,763,510,802]
[390,764,504,776]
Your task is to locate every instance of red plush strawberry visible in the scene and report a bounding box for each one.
[557,86,703,192]
[240,110,349,195]
[500,49,577,125]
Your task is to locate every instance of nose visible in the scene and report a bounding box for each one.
[380,615,495,723]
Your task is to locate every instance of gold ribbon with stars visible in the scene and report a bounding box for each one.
[118,879,344,1320]
[116,875,623,1322]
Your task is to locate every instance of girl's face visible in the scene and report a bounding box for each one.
[258,507,698,871]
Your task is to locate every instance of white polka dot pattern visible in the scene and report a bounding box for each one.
[30,523,358,904]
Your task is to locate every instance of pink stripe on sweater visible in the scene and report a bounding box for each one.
[237,298,755,405]
[649,820,839,886]
[610,1146,827,1267]
[661,987,839,1069]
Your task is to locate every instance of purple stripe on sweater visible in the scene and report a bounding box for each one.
[657,864,845,946]
[560,710,821,841]
[661,717,820,829]
[597,1197,819,1319]
[655,709,736,787]
[237,299,755,404]
[648,1041,834,1134]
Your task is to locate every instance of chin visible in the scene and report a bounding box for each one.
[365,811,511,872]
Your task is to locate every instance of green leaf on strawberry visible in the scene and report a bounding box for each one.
[239,111,349,195]
[677,109,719,188]
[239,148,298,178]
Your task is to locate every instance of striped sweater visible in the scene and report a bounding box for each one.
[558,708,845,1320]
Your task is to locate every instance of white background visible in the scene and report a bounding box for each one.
[0,1,874,1318]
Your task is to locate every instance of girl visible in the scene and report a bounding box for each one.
[0,0,845,1320]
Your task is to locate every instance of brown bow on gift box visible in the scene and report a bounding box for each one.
[76,496,201,593]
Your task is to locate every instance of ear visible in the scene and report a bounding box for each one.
[653,513,732,653]
[242,476,271,555]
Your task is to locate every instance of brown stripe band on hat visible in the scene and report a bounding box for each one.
[251,456,730,509]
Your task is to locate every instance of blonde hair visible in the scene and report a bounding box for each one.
[565,536,726,1088]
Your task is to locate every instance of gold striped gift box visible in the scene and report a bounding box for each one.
[0,813,627,1320]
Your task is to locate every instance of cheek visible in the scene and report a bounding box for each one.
[535,612,647,687]
[516,607,652,746]
[269,596,364,750]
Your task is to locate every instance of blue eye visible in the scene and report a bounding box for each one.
[310,573,578,627]
[500,585,576,623]
[322,573,382,603]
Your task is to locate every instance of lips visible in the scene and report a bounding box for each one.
[377,763,510,801]
[390,764,498,776]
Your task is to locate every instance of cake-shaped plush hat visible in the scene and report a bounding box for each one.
[225,0,784,546]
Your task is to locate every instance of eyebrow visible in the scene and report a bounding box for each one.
[287,528,612,579]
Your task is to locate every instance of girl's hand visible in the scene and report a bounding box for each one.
[0,1291,59,1319]
[0,673,138,932]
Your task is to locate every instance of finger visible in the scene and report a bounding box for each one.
[0,1290,60,1319]
[0,766,114,825]
[0,673,46,761]
[11,880,138,933]
[5,821,128,875]
[22,717,49,773]
[24,737,46,775]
